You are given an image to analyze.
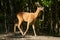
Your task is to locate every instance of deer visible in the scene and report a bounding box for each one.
[14,3,44,36]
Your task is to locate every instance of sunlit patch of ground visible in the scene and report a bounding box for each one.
[0,33,60,40]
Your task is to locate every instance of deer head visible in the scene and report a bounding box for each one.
[35,2,44,11]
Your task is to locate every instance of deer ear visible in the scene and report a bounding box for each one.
[35,2,41,7]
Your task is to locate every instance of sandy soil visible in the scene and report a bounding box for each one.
[0,33,60,40]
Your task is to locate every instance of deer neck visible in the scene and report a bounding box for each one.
[34,8,41,18]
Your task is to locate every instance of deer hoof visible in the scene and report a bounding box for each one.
[35,34,37,36]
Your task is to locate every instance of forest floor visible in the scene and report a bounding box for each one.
[0,33,60,40]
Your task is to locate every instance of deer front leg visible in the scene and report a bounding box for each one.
[23,22,29,36]
[32,24,36,36]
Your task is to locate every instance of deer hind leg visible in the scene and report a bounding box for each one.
[32,24,36,36]
[14,23,17,32]
[23,22,30,36]
[17,20,24,35]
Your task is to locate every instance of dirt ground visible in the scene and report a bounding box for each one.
[0,33,60,40]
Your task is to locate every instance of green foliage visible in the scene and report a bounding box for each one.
[41,0,51,7]
[36,19,44,25]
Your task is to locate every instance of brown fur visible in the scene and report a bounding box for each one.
[14,6,44,36]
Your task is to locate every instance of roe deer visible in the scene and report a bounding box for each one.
[14,6,44,36]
